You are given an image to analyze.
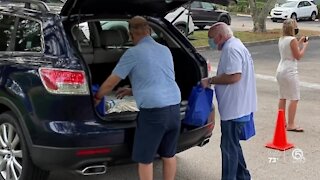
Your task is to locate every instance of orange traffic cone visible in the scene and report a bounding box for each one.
[266,109,294,151]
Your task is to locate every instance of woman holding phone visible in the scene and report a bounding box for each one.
[276,18,308,132]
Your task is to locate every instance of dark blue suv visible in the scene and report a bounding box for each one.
[0,0,232,179]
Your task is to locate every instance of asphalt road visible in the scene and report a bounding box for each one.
[230,15,320,31]
[49,38,320,179]
[197,14,320,32]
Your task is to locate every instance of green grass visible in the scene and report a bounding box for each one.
[189,29,320,47]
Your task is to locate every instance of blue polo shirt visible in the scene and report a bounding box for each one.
[112,36,181,108]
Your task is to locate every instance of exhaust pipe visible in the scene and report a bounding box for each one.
[198,138,210,147]
[77,165,107,176]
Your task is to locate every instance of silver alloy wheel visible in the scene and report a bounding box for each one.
[0,123,22,180]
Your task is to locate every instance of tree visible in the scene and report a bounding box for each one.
[248,0,278,32]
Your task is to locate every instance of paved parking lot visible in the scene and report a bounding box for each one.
[195,15,320,32]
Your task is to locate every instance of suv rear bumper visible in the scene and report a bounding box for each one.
[30,144,132,171]
[30,121,214,171]
[178,122,214,152]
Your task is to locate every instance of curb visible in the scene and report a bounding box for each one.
[235,13,319,21]
[236,13,272,19]
[236,13,252,18]
[196,35,320,51]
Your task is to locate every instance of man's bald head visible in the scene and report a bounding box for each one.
[129,16,149,30]
[129,16,151,44]
[208,22,233,50]
[208,22,233,40]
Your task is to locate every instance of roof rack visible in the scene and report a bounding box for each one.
[0,0,50,12]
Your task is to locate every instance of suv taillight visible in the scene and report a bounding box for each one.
[39,68,89,95]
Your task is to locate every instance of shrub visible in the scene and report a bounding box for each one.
[226,1,265,14]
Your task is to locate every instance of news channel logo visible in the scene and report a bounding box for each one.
[291,148,305,163]
[268,148,305,163]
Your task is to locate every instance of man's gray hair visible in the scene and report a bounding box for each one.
[209,22,233,38]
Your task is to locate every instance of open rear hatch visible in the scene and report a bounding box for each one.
[61,0,236,17]
[63,0,234,122]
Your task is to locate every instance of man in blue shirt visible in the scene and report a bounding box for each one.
[202,22,257,180]
[94,16,181,180]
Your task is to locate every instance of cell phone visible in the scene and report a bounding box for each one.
[304,36,309,42]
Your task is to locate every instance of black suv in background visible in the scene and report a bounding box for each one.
[190,1,231,29]
[0,0,233,179]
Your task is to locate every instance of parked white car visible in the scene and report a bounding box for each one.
[270,0,318,22]
[165,7,195,36]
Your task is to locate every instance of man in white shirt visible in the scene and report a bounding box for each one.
[202,22,257,180]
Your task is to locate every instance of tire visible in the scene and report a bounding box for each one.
[176,25,187,36]
[310,11,316,21]
[0,112,49,180]
[219,16,230,25]
[271,18,277,22]
[197,25,205,30]
[291,13,297,21]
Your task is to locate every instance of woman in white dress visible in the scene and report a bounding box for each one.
[276,19,308,132]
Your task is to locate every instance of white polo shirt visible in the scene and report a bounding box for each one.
[215,37,257,121]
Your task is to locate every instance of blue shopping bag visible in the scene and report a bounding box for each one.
[239,113,256,140]
[183,84,214,127]
[92,84,106,116]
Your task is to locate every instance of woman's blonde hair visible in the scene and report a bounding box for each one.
[282,19,296,36]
